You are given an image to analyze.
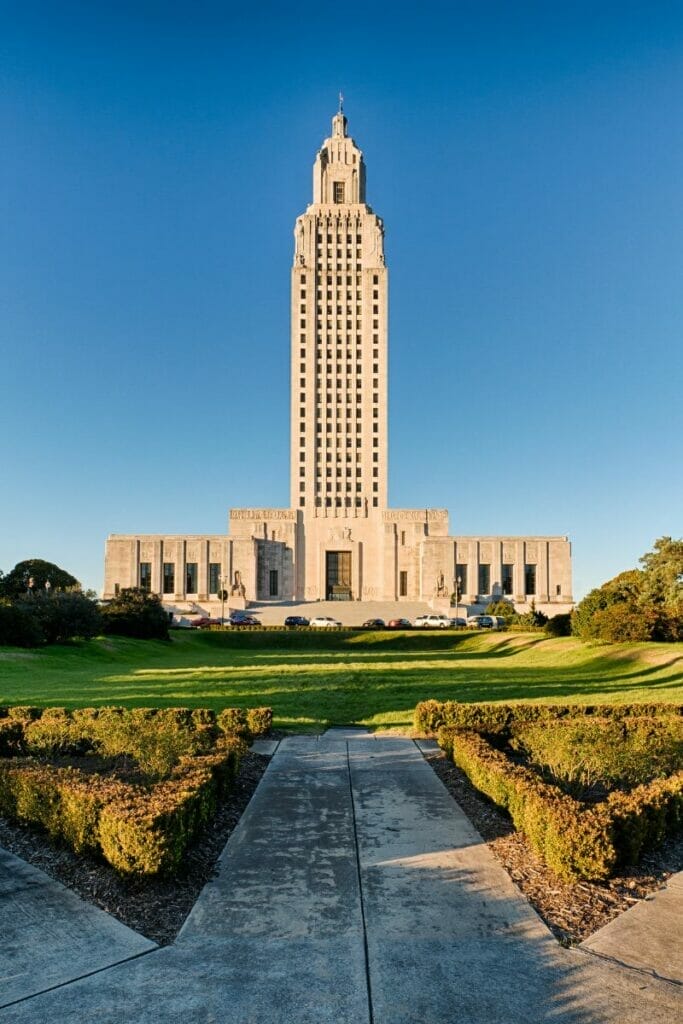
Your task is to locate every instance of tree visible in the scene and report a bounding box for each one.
[0,559,80,599]
[638,537,683,641]
[100,588,170,640]
[571,570,643,640]
[571,538,683,644]
[16,592,101,644]
[484,599,517,620]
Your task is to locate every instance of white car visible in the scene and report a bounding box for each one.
[414,614,451,629]
[309,616,342,628]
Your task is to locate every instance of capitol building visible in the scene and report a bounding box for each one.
[104,109,573,618]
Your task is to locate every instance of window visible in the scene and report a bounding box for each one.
[401,530,406,546]
[502,564,514,596]
[209,563,221,594]
[139,562,152,592]
[163,563,175,594]
[456,564,467,596]
[525,564,537,596]
[186,563,198,594]
[269,569,278,597]
[556,584,562,596]
[333,181,345,203]
[400,570,408,597]
[478,564,490,595]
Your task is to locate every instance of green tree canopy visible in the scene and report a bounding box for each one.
[100,588,170,640]
[0,559,80,599]
[571,537,683,643]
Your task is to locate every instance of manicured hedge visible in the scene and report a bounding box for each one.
[0,703,271,874]
[414,699,682,736]
[437,723,683,881]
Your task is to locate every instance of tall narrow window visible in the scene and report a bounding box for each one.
[525,564,537,596]
[333,181,345,203]
[163,563,175,594]
[139,562,152,592]
[209,563,221,594]
[269,570,278,597]
[478,564,491,595]
[399,571,408,597]
[186,563,198,594]
[502,564,514,595]
[456,565,467,596]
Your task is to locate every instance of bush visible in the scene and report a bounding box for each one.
[588,604,653,643]
[413,699,682,736]
[484,600,517,621]
[0,706,250,874]
[0,602,44,647]
[544,613,572,637]
[16,592,101,644]
[509,716,683,796]
[438,726,683,880]
[100,588,169,640]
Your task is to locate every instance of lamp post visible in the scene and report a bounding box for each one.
[219,575,229,626]
[455,575,462,623]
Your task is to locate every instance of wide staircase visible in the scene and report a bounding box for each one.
[247,599,434,627]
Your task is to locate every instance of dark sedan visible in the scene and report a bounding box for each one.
[387,618,412,630]
[284,615,310,627]
[228,614,260,627]
[361,618,386,629]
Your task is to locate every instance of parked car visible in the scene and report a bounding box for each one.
[284,615,310,627]
[361,618,386,629]
[387,618,412,629]
[310,616,342,628]
[467,615,504,630]
[228,614,260,627]
[191,616,222,629]
[415,614,451,629]
[449,617,467,628]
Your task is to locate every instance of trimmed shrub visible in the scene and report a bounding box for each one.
[0,705,255,874]
[246,707,273,737]
[413,699,682,736]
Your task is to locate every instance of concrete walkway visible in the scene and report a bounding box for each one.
[1,731,681,1022]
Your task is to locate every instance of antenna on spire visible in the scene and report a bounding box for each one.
[338,91,344,114]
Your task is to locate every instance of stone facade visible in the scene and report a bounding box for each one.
[104,109,573,617]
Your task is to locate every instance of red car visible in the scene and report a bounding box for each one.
[387,618,412,630]
[191,616,222,629]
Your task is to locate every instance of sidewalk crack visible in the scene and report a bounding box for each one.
[346,743,375,1024]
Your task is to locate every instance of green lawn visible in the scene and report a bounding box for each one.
[0,630,681,733]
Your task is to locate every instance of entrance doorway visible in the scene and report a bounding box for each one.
[326,551,352,600]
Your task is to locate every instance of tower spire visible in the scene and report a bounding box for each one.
[338,91,344,114]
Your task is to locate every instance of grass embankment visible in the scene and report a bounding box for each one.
[0,630,681,733]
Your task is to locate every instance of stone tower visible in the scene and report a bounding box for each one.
[104,107,573,613]
[290,107,388,513]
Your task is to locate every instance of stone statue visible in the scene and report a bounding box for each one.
[435,571,447,597]
[231,571,246,598]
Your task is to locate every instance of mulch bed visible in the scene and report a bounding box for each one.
[426,749,683,946]
[0,750,269,946]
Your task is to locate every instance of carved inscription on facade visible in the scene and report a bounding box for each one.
[230,509,296,521]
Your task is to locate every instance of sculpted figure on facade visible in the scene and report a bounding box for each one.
[231,571,246,598]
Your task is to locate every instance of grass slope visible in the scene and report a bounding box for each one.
[0,630,681,733]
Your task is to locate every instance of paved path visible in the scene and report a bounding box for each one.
[1,731,681,1022]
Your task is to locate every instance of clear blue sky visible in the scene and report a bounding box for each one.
[1,1,682,600]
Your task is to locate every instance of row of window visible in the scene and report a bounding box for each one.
[453,563,540,596]
[307,497,379,509]
[140,562,224,596]
[303,289,379,301]
[297,274,379,286]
